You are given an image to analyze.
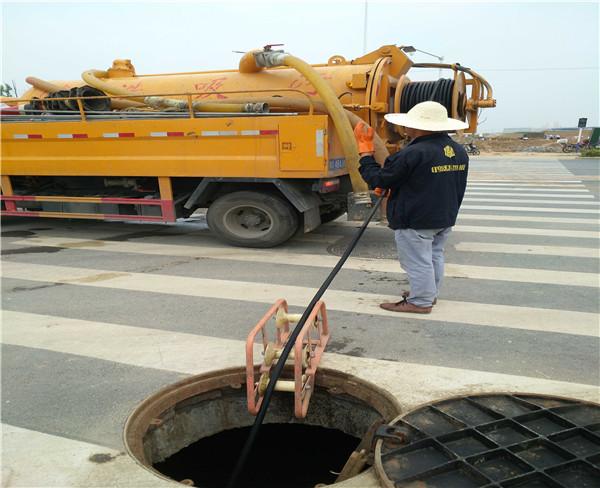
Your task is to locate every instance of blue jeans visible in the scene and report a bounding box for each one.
[394,227,452,307]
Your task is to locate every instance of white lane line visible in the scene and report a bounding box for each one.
[464,198,600,206]
[467,187,589,193]
[453,225,599,239]
[12,236,600,287]
[1,424,167,488]
[468,180,583,184]
[455,242,600,258]
[458,214,600,226]
[2,262,598,335]
[460,205,600,214]
[468,183,585,187]
[3,311,599,403]
[327,221,600,238]
[465,192,594,199]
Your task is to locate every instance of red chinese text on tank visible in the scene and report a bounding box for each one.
[193,77,228,99]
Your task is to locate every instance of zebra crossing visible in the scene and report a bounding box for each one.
[1,157,599,486]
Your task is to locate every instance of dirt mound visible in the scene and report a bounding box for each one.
[457,136,563,154]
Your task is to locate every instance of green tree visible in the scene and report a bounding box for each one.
[0,83,15,97]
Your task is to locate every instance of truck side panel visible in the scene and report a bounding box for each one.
[1,115,345,179]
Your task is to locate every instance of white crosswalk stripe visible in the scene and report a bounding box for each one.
[3,310,597,396]
[457,214,599,225]
[455,242,600,258]
[1,261,597,335]
[11,236,600,286]
[463,197,600,205]
[465,192,594,199]
[467,187,589,192]
[460,205,599,214]
[468,183,586,187]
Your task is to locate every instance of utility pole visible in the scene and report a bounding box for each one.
[363,0,368,53]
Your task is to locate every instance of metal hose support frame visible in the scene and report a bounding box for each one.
[410,62,496,108]
[226,192,386,488]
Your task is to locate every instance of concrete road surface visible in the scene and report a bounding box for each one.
[2,156,599,486]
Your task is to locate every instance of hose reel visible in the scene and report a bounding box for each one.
[395,74,467,122]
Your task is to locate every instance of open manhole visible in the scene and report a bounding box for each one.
[124,366,401,488]
[374,393,600,488]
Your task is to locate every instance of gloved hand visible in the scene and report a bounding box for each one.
[354,121,375,154]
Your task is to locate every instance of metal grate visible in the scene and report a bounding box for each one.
[374,394,600,487]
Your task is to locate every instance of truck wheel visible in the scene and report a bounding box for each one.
[207,191,299,248]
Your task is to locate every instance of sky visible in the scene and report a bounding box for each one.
[1,0,598,133]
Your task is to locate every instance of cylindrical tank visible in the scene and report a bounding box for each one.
[21,45,414,136]
[21,45,495,139]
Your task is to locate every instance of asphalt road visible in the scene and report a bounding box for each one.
[2,155,599,486]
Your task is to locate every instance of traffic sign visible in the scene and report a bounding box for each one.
[578,118,587,128]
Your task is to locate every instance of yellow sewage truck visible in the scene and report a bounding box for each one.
[0,44,495,247]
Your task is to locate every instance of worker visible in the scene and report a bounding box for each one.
[354,101,469,314]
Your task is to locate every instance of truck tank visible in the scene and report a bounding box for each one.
[19,44,496,152]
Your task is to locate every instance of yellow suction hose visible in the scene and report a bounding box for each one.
[281,55,370,198]
[82,70,255,113]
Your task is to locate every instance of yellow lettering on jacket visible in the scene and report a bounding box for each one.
[431,164,466,174]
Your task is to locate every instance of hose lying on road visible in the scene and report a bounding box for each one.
[226,192,386,488]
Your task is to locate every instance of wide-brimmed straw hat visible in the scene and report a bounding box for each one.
[384,101,469,131]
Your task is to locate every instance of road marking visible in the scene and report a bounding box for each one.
[460,205,600,214]
[11,236,600,287]
[458,214,600,226]
[464,198,600,206]
[3,311,599,397]
[468,180,583,184]
[454,242,600,258]
[467,187,589,193]
[452,225,599,239]
[1,424,166,487]
[2,262,598,335]
[469,183,585,187]
[327,221,600,238]
[465,192,594,199]
[468,181,584,184]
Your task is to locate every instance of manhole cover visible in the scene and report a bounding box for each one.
[374,393,600,487]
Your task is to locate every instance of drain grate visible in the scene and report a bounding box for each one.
[374,394,600,487]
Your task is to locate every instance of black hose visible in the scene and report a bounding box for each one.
[226,193,386,488]
[400,78,454,114]
[40,86,111,114]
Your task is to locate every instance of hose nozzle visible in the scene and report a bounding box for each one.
[254,50,287,68]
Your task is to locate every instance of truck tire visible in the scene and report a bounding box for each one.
[207,191,299,248]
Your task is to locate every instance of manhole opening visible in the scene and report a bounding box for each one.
[155,423,359,488]
[125,367,401,488]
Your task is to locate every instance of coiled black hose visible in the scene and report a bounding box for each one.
[226,194,386,488]
[24,86,111,114]
[400,78,454,114]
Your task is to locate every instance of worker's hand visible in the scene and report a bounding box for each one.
[374,188,390,197]
[354,121,375,154]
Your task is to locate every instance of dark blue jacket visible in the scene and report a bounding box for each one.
[359,133,468,230]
